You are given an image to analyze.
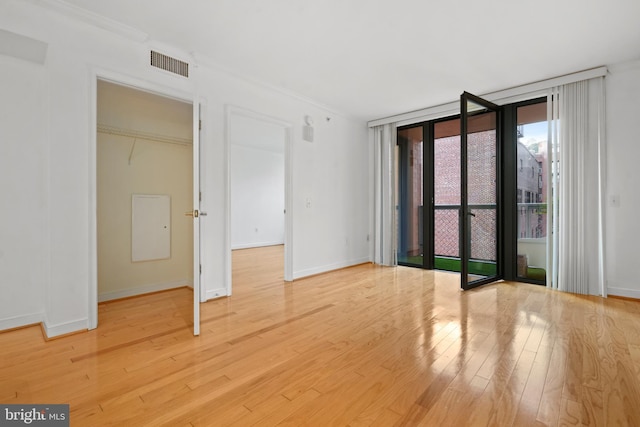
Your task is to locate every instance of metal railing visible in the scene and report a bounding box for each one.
[517,203,547,239]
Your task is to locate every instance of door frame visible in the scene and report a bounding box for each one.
[460,91,502,290]
[224,105,293,294]
[396,95,550,288]
[89,68,202,334]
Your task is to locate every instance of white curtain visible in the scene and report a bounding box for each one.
[372,123,397,266]
[548,77,606,295]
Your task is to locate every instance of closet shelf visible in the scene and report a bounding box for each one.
[97,124,192,146]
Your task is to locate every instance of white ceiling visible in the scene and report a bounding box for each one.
[63,0,640,121]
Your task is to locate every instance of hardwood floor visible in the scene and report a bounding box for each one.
[2,245,640,426]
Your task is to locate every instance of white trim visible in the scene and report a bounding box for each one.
[224,105,294,293]
[42,318,88,338]
[225,104,295,129]
[196,98,208,305]
[0,312,44,332]
[194,53,355,121]
[89,66,197,331]
[88,73,98,330]
[205,287,228,301]
[608,284,640,300]
[98,280,191,302]
[192,99,200,336]
[368,66,608,128]
[293,257,370,280]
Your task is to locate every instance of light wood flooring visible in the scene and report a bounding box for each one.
[2,245,640,426]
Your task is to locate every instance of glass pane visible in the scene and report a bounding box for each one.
[397,126,424,266]
[516,101,548,282]
[469,208,497,275]
[434,208,459,271]
[434,118,461,271]
[465,99,497,284]
[434,119,460,205]
[468,128,497,205]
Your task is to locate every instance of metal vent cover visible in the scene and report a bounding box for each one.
[150,50,189,78]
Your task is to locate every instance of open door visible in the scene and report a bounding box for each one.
[187,103,202,335]
[460,92,502,290]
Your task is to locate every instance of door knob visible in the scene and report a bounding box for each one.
[184,210,199,218]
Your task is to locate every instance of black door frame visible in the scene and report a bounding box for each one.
[460,91,502,290]
[396,95,547,287]
[502,96,548,285]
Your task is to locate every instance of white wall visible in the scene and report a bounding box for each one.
[604,60,640,298]
[0,55,48,330]
[230,144,284,249]
[0,1,370,336]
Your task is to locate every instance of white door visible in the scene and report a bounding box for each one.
[191,103,202,336]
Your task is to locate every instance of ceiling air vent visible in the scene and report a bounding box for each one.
[150,50,189,78]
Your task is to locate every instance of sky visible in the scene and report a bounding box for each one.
[521,121,548,143]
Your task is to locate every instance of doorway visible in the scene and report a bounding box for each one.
[226,107,292,294]
[92,77,200,335]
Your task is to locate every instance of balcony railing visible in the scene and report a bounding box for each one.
[517,203,547,239]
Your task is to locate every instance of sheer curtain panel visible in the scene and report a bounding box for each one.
[550,77,606,295]
[373,124,397,266]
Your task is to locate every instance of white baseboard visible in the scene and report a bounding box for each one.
[205,287,228,301]
[42,317,88,338]
[98,279,192,302]
[0,312,44,332]
[0,312,87,338]
[607,284,640,299]
[232,241,284,250]
[293,256,370,280]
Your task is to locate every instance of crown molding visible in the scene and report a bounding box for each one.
[26,0,362,122]
[28,0,148,42]
[192,51,363,122]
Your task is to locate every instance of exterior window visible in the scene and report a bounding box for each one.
[516,100,547,282]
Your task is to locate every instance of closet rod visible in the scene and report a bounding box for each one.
[97,124,192,146]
